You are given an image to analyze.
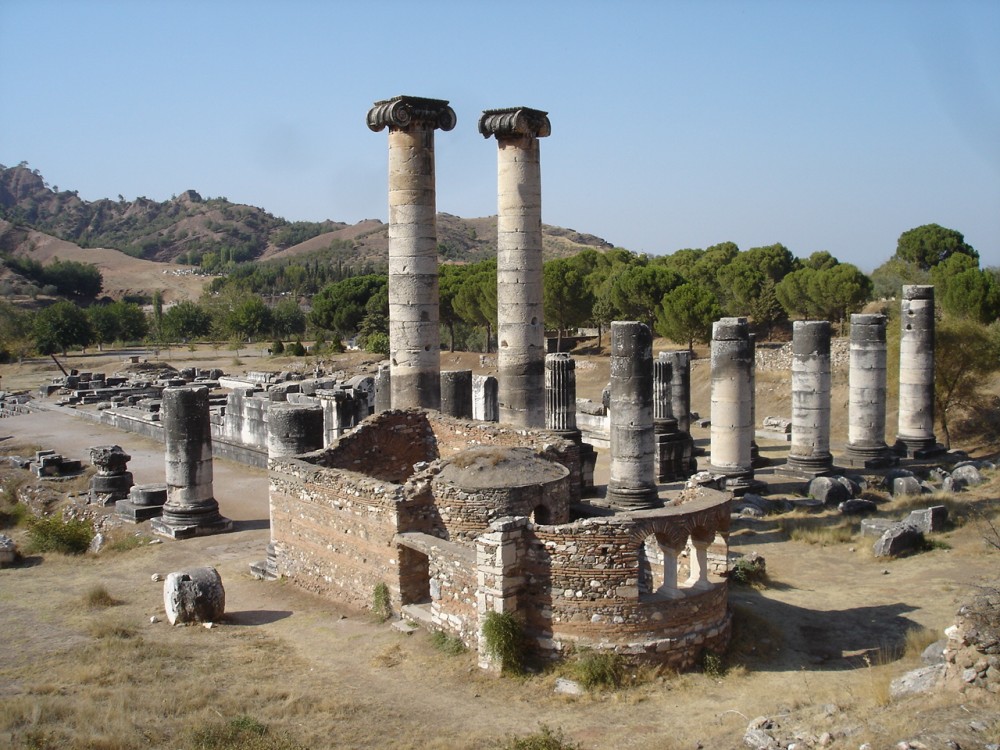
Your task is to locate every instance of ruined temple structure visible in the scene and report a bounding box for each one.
[653,351,696,482]
[843,313,895,468]
[479,107,550,428]
[368,95,456,411]
[783,321,835,478]
[268,409,732,670]
[894,285,944,458]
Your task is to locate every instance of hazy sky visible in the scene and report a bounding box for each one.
[1,0,997,271]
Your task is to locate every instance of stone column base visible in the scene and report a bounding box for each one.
[841,443,898,469]
[893,437,946,459]
[151,502,232,540]
[250,543,280,580]
[115,499,165,523]
[780,453,836,480]
[605,485,662,511]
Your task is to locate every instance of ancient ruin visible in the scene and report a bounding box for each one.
[784,321,835,477]
[895,285,942,457]
[368,95,456,410]
[843,313,895,468]
[653,351,696,482]
[708,318,757,491]
[544,352,596,495]
[88,445,134,506]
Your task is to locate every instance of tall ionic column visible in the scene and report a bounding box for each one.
[479,107,551,428]
[252,402,324,579]
[708,318,755,486]
[545,353,597,497]
[368,96,456,410]
[895,285,941,457]
[844,314,894,467]
[785,321,834,477]
[152,387,231,539]
[606,322,660,511]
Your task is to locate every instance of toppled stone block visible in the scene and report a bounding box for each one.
[0,534,19,566]
[808,476,850,505]
[951,464,984,487]
[921,639,946,664]
[839,498,877,515]
[873,524,924,558]
[942,476,966,493]
[906,505,949,534]
[892,476,924,497]
[883,468,916,489]
[860,518,896,538]
[836,475,865,497]
[163,567,225,625]
[554,677,584,695]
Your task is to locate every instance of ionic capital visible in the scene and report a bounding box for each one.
[478,107,551,140]
[367,95,457,133]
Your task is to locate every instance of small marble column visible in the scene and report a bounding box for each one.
[708,318,754,485]
[88,445,134,506]
[479,107,550,428]
[545,353,597,496]
[152,387,231,539]
[652,352,694,482]
[373,363,391,414]
[368,95,456,410]
[895,285,941,457]
[440,370,473,419]
[785,320,835,477]
[844,314,894,467]
[252,402,323,579]
[606,322,660,510]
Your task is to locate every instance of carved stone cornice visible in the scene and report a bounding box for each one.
[478,107,551,140]
[367,95,457,133]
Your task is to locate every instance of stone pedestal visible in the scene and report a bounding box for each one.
[843,314,896,468]
[116,483,167,523]
[252,403,324,579]
[708,318,759,492]
[373,363,391,414]
[472,374,499,422]
[163,567,225,625]
[151,387,231,539]
[545,353,597,497]
[606,322,660,510]
[368,95,456,410]
[894,285,943,457]
[88,445,134,506]
[784,321,835,477]
[440,370,473,419]
[479,107,550,428]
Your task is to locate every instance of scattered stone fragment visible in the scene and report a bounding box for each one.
[905,505,948,534]
[554,677,584,695]
[892,476,923,497]
[921,639,946,664]
[0,533,19,566]
[951,464,983,487]
[151,573,162,582]
[163,566,225,625]
[839,499,877,515]
[873,524,924,558]
[890,664,944,698]
[88,532,106,554]
[942,476,965,493]
[808,476,850,505]
[860,518,896,538]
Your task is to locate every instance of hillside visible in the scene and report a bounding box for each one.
[0,164,613,272]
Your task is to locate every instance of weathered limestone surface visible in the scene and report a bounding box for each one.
[151,387,231,539]
[472,374,499,422]
[843,313,894,467]
[606,322,660,510]
[545,353,596,496]
[895,285,940,456]
[785,321,834,476]
[440,370,473,419]
[653,351,695,482]
[88,444,134,506]
[163,567,226,625]
[479,107,551,428]
[368,95,456,410]
[709,318,753,480]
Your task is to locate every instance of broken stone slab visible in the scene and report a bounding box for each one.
[873,524,925,558]
[839,498,878,515]
[860,518,896,538]
[906,505,948,534]
[942,476,966,493]
[808,476,851,505]
[835,475,865,497]
[921,639,947,665]
[890,663,944,699]
[163,567,225,625]
[882,468,916,489]
[554,677,584,695]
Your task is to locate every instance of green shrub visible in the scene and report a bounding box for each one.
[497,725,582,750]
[271,340,285,355]
[572,650,625,689]
[728,555,767,586]
[700,649,725,677]
[25,514,93,554]
[481,610,524,674]
[286,340,306,357]
[372,582,392,622]
[189,715,304,750]
[430,630,467,655]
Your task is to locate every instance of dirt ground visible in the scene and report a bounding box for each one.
[1,345,999,749]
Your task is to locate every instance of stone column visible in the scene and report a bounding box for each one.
[749,333,764,467]
[152,387,231,539]
[844,313,894,467]
[653,354,683,482]
[472,374,499,422]
[479,107,550,428]
[373,363,391,414]
[545,353,597,496]
[606,322,660,510]
[895,285,940,457]
[785,320,835,476]
[440,370,473,419]
[88,445,134,506]
[252,402,323,580]
[708,318,754,485]
[368,95,456,410]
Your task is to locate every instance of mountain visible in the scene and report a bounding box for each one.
[0,164,614,270]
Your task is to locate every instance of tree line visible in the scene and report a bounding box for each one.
[1,223,996,365]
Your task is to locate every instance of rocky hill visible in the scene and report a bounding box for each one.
[0,164,613,270]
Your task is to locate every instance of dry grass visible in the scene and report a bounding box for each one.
[83,585,121,609]
[777,515,857,545]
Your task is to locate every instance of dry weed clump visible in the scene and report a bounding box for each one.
[83,585,121,608]
[778,515,856,545]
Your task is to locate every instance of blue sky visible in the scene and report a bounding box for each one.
[1,0,997,271]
